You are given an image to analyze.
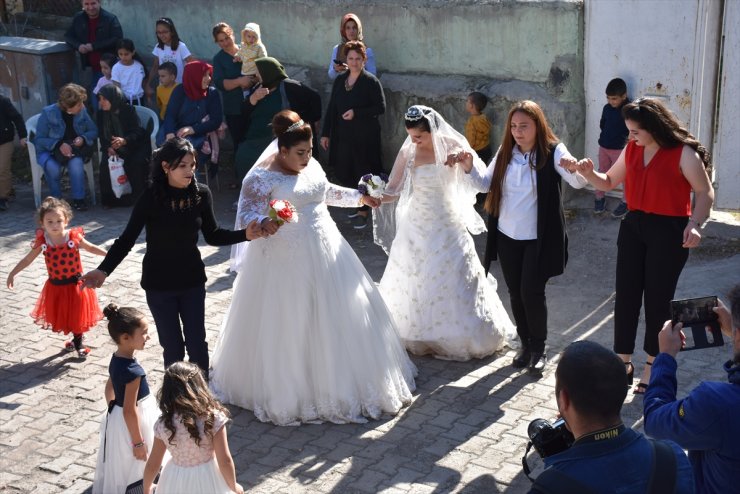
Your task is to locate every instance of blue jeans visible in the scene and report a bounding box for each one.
[145,284,208,374]
[39,153,86,200]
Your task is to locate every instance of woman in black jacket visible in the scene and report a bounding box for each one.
[321,41,385,229]
[97,84,150,207]
[0,95,27,210]
[82,138,264,376]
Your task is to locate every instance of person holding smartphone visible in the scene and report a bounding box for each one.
[643,284,740,494]
[327,13,376,80]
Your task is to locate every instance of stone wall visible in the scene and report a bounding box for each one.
[108,0,585,169]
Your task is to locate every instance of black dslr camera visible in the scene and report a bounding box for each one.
[528,418,574,458]
[522,418,575,478]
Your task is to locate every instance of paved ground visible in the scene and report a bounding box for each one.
[1,180,738,494]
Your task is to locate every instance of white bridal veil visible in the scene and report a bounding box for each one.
[373,105,488,254]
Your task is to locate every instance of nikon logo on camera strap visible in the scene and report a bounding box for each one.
[576,424,626,444]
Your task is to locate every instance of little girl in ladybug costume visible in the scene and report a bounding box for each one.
[7,196,107,357]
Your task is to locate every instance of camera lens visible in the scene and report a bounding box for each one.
[527,418,550,440]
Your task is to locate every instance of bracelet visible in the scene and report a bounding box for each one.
[358,196,364,207]
[132,441,145,448]
[688,217,704,229]
[98,268,109,277]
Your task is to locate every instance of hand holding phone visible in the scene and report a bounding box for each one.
[670,296,724,351]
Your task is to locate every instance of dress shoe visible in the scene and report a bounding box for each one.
[512,347,531,368]
[528,352,547,375]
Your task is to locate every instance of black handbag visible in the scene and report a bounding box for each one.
[125,479,144,494]
[53,140,94,164]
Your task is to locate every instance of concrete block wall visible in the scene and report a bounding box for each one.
[109,0,584,169]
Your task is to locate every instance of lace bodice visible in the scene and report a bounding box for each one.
[153,411,227,467]
[236,158,362,229]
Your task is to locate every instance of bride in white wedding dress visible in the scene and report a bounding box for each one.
[375,105,515,361]
[210,110,416,426]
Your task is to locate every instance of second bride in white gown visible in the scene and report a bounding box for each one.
[375,105,515,361]
[210,110,416,426]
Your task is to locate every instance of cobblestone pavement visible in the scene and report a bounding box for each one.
[1,182,738,494]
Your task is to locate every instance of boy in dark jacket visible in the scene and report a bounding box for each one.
[595,78,630,217]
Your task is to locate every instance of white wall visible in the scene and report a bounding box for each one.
[713,0,740,210]
[583,0,725,200]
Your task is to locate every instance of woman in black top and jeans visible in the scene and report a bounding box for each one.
[82,138,264,376]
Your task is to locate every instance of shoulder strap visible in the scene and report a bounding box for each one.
[647,439,677,494]
[533,467,599,494]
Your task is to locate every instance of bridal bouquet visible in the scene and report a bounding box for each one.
[358,173,389,199]
[268,199,298,225]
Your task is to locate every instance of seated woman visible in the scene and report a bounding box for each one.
[97,84,151,208]
[162,60,223,178]
[32,83,97,211]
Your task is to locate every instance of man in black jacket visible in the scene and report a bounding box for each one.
[64,0,123,89]
[0,95,27,211]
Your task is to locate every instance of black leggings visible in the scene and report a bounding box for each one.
[496,231,549,353]
[614,211,689,357]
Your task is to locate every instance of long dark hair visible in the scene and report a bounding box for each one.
[155,17,181,51]
[157,362,229,446]
[115,38,149,79]
[484,100,559,217]
[622,97,712,173]
[149,137,200,207]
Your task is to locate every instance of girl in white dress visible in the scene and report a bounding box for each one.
[143,362,242,494]
[93,304,160,494]
[210,110,416,426]
[375,105,515,361]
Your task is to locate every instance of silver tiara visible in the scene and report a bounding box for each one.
[286,119,305,133]
[404,106,425,122]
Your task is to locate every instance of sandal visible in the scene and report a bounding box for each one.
[77,347,91,358]
[64,339,75,352]
[625,361,634,386]
[632,360,652,394]
[633,382,649,394]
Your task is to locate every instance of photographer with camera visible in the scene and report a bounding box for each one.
[644,285,740,493]
[528,341,694,493]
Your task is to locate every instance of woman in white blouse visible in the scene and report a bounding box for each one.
[461,100,588,375]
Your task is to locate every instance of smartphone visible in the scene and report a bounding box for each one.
[670,296,724,351]
[333,59,344,65]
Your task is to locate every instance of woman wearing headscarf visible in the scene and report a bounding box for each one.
[328,13,376,80]
[321,41,384,229]
[162,60,223,173]
[97,84,150,207]
[235,56,321,182]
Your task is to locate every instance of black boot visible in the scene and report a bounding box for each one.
[512,347,531,368]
